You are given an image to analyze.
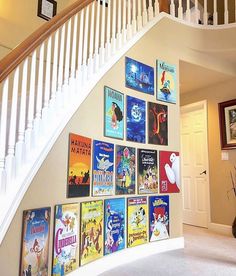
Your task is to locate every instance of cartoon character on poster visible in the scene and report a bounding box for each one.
[159,151,180,193]
[104,198,125,255]
[148,102,168,145]
[149,196,169,242]
[138,149,158,194]
[52,204,79,275]
[126,96,146,143]
[125,57,154,95]
[92,140,114,196]
[67,133,91,197]
[104,86,124,139]
[157,60,177,104]
[80,200,103,266]
[20,207,50,276]
[127,197,148,248]
[115,146,136,195]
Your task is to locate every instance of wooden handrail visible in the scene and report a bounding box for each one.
[0,0,94,83]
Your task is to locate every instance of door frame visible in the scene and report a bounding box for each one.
[181,100,211,228]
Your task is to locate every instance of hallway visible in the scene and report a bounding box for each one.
[100,224,236,276]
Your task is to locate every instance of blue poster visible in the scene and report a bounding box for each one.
[157,60,177,104]
[125,57,154,95]
[104,86,124,139]
[126,96,146,143]
[149,195,169,242]
[104,198,125,255]
[92,140,114,196]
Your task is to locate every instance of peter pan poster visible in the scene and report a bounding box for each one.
[80,200,103,266]
[127,197,148,248]
[67,133,91,197]
[20,207,51,276]
[52,203,79,275]
[104,86,124,140]
[157,60,177,104]
[92,140,114,196]
[115,145,136,195]
[126,95,146,143]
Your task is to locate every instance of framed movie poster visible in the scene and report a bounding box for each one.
[127,197,148,248]
[149,195,169,242]
[138,149,158,194]
[104,198,125,255]
[159,151,180,193]
[92,139,114,196]
[218,99,236,149]
[67,133,91,197]
[157,60,177,104]
[125,57,154,95]
[20,207,51,276]
[115,145,136,195]
[80,200,103,266]
[52,203,79,275]
[148,102,168,145]
[126,95,146,143]
[104,86,124,140]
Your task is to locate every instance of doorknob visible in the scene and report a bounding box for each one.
[200,170,206,175]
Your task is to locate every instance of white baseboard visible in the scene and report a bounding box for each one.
[209,222,232,236]
[69,237,184,276]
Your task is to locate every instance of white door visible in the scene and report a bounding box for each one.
[181,101,210,228]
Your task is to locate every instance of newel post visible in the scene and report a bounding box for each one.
[159,0,169,13]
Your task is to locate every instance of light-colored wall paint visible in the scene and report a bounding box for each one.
[181,77,236,226]
[0,22,182,275]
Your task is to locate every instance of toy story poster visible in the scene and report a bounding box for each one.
[52,203,79,275]
[127,197,148,248]
[125,57,154,95]
[148,102,168,145]
[104,198,125,255]
[104,86,124,140]
[115,145,136,195]
[126,95,146,143]
[138,149,158,194]
[149,195,169,242]
[67,133,91,197]
[157,60,177,104]
[20,207,51,276]
[159,151,180,193]
[92,140,114,196]
[80,200,103,266]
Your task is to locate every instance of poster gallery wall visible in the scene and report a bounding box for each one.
[0,25,182,275]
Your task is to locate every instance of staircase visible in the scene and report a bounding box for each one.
[0,0,235,244]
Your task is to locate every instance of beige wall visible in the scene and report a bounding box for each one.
[0,0,77,58]
[181,78,236,226]
[0,23,182,275]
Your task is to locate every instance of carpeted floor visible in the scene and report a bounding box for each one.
[99,224,236,276]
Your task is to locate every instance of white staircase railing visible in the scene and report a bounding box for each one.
[0,0,235,244]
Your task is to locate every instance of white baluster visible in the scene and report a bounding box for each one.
[132,0,137,35]
[88,3,95,77]
[58,25,65,107]
[15,59,28,175]
[0,79,9,193]
[122,0,127,43]
[154,0,160,17]
[224,0,229,24]
[142,0,148,25]
[213,0,218,25]
[178,0,183,20]
[203,0,208,25]
[83,6,89,81]
[148,0,154,21]
[117,0,122,48]
[137,0,142,31]
[170,0,175,17]
[64,19,72,86]
[5,67,19,185]
[127,0,132,40]
[77,9,84,80]
[94,2,100,71]
[70,15,78,81]
[186,0,191,22]
[25,51,36,160]
[100,1,106,66]
[105,0,111,60]
[51,30,59,105]
[194,0,199,24]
